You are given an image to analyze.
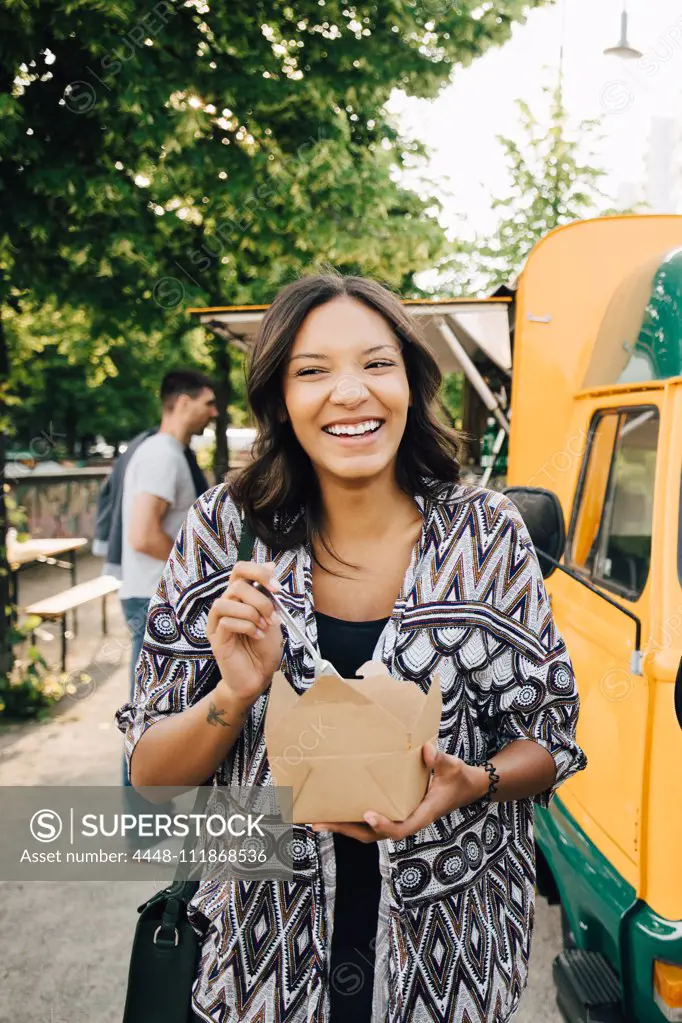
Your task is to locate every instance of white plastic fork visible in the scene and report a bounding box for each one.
[249,581,344,680]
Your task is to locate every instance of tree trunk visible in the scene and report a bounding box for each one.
[65,403,77,458]
[0,312,13,684]
[210,335,232,484]
[199,250,233,485]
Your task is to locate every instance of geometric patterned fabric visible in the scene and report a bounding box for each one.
[116,479,586,1022]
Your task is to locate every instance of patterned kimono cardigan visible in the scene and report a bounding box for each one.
[116,478,586,1023]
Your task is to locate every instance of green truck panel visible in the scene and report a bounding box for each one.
[536,798,682,1022]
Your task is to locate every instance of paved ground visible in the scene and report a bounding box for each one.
[0,556,562,1023]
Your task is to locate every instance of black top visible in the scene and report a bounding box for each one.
[314,610,389,1023]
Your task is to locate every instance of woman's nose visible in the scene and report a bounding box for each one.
[329,373,370,405]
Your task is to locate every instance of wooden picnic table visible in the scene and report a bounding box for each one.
[26,575,121,672]
[8,537,88,630]
[8,537,88,571]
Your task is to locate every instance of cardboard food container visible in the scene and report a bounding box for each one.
[264,660,443,824]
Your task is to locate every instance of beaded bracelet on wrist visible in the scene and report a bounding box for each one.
[481,760,500,805]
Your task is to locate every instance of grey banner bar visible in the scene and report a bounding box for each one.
[0,785,293,882]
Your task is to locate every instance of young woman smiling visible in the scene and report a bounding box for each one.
[117,272,586,1023]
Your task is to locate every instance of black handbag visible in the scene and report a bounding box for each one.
[122,515,255,1023]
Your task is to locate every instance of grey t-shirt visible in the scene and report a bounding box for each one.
[119,433,196,599]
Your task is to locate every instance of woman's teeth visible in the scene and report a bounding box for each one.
[323,419,383,437]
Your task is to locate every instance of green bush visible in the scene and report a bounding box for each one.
[0,618,63,722]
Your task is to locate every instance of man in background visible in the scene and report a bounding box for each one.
[119,369,216,789]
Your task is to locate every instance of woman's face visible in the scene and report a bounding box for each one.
[281,296,411,482]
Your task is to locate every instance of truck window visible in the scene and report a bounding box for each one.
[569,408,659,598]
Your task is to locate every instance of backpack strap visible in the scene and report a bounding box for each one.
[237,510,255,563]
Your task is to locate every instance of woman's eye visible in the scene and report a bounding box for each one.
[295,360,395,377]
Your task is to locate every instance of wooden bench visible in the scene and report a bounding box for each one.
[25,576,122,672]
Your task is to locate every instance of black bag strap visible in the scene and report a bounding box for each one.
[168,509,256,890]
[237,510,256,564]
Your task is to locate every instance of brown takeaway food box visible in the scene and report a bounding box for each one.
[264,660,443,824]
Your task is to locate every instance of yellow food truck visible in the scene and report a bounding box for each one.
[504,215,682,1023]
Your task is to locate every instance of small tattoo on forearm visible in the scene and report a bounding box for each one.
[207,701,232,727]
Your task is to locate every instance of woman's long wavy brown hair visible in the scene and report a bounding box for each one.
[229,271,461,565]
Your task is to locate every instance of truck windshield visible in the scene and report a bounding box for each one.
[569,407,659,599]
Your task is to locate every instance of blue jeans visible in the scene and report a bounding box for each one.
[121,597,150,787]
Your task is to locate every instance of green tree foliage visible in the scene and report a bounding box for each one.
[0,0,546,700]
[440,371,464,428]
[1,0,547,311]
[438,79,634,295]
[5,301,212,454]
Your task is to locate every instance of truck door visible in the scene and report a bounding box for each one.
[552,400,660,873]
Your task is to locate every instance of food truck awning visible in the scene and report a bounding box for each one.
[189,297,513,432]
[188,297,512,375]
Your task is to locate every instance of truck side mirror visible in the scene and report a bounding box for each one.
[502,486,566,579]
